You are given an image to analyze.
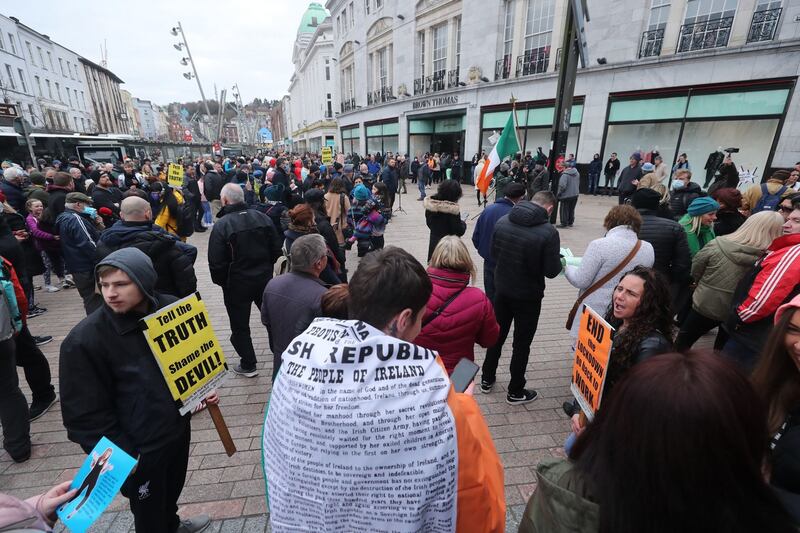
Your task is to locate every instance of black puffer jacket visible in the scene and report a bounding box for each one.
[604,330,672,396]
[637,209,691,283]
[96,222,197,297]
[208,202,282,287]
[771,405,800,524]
[424,198,466,260]
[492,201,562,300]
[202,170,225,202]
[714,209,746,237]
[669,182,703,220]
[60,253,186,456]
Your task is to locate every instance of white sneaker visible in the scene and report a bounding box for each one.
[45,285,61,293]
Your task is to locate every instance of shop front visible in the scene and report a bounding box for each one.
[365,119,399,155]
[407,113,466,159]
[601,79,794,185]
[340,124,360,155]
[478,99,584,160]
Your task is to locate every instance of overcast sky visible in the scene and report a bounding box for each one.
[5,1,312,106]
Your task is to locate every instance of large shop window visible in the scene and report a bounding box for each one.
[341,125,360,155]
[480,104,583,156]
[408,116,465,159]
[365,121,399,154]
[604,87,790,185]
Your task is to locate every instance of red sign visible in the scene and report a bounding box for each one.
[555,155,566,173]
[213,143,221,153]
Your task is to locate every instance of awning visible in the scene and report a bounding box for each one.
[0,126,21,138]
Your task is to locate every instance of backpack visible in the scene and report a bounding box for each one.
[174,189,195,238]
[0,258,24,339]
[752,184,787,214]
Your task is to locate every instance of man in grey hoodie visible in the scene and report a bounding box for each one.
[557,161,580,228]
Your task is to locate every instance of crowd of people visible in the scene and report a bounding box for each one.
[0,148,799,532]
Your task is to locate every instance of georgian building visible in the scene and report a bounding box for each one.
[80,57,128,135]
[288,3,339,153]
[328,0,800,182]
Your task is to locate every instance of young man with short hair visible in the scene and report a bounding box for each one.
[60,248,214,533]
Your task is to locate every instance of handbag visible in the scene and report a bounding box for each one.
[422,284,469,328]
[565,240,642,330]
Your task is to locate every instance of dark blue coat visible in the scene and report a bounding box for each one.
[55,209,100,273]
[471,198,514,269]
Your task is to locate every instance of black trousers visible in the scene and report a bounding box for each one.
[559,197,578,226]
[121,422,190,533]
[483,264,496,303]
[604,174,615,194]
[482,295,542,395]
[674,308,729,351]
[192,200,204,229]
[15,326,55,403]
[72,271,102,315]
[0,337,30,459]
[223,282,266,370]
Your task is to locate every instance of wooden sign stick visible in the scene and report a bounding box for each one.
[208,404,236,457]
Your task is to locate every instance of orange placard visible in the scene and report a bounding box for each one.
[570,305,614,421]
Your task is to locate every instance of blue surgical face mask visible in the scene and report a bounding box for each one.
[672,180,685,190]
[83,206,97,218]
[150,192,161,201]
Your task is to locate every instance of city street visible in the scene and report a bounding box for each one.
[0,188,715,532]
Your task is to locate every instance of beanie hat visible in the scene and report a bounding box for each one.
[29,171,46,186]
[630,188,661,210]
[353,184,370,201]
[630,152,642,162]
[265,183,285,202]
[687,196,720,217]
[641,162,655,172]
[253,169,263,178]
[504,183,526,199]
[775,293,800,324]
[710,187,742,209]
[304,188,325,205]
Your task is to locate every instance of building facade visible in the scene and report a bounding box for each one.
[80,57,128,135]
[289,3,339,153]
[328,0,800,183]
[0,15,93,133]
[133,98,157,140]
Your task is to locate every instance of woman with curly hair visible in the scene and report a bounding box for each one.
[752,294,800,523]
[565,266,673,449]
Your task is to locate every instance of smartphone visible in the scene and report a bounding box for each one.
[450,358,480,393]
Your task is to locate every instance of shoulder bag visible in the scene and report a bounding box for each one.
[565,240,642,330]
[422,284,469,328]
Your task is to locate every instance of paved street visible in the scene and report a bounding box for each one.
[1,188,708,532]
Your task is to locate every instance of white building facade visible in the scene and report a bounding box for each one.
[289,3,339,153]
[329,0,800,183]
[133,98,158,140]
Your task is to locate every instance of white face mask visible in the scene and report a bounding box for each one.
[672,180,686,190]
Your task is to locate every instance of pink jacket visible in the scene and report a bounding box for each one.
[25,214,58,252]
[415,267,500,374]
[0,493,52,531]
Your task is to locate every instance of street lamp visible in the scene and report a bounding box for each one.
[170,21,211,119]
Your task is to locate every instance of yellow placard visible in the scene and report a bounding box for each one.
[321,147,333,165]
[141,293,228,414]
[167,163,184,188]
[570,305,614,421]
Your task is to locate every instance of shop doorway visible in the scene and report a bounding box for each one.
[431,132,462,158]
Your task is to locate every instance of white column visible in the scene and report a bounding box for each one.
[661,0,688,55]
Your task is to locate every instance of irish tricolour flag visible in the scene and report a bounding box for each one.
[476,112,520,195]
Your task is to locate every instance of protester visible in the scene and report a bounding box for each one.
[55,192,103,314]
[481,191,561,404]
[0,167,26,212]
[323,177,350,246]
[527,161,550,199]
[680,196,718,257]
[202,162,225,218]
[675,211,783,351]
[25,198,68,292]
[153,185,186,239]
[522,351,796,533]
[209,183,282,377]
[565,205,655,339]
[303,189,347,283]
[97,197,197,298]
[414,236,499,374]
[261,234,329,380]
[711,187,746,236]
[724,205,800,370]
[587,153,602,195]
[471,183,526,301]
[742,170,793,214]
[60,248,213,533]
[424,180,466,261]
[669,169,703,220]
[379,157,398,208]
[752,294,800,522]
[603,152,620,196]
[262,247,505,532]
[556,161,580,228]
[630,188,691,313]
[617,153,643,205]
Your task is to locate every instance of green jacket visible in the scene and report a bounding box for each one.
[691,237,762,322]
[679,214,715,257]
[519,458,599,533]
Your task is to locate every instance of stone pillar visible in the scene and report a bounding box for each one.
[660,0,688,55]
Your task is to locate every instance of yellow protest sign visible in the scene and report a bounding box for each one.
[141,293,228,415]
[570,305,614,421]
[321,147,333,165]
[167,163,184,188]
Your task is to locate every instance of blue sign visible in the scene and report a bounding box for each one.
[258,127,273,142]
[57,437,137,533]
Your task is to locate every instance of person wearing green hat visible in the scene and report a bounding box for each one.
[680,197,719,257]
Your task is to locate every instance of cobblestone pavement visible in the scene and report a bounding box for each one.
[1,188,710,532]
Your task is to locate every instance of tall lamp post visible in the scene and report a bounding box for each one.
[171,22,212,121]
